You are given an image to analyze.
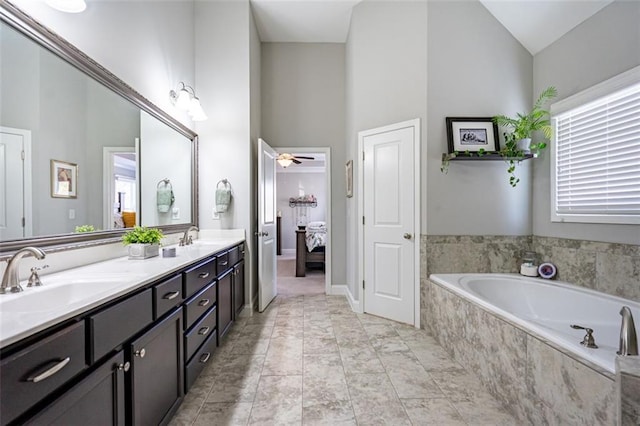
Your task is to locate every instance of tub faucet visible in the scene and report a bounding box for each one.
[180,226,199,246]
[617,306,638,356]
[0,247,46,294]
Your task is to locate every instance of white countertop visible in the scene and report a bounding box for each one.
[0,238,243,349]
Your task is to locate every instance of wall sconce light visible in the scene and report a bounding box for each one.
[169,82,207,121]
[45,0,87,13]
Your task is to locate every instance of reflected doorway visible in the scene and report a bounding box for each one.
[103,147,137,230]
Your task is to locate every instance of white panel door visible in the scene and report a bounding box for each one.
[0,128,30,241]
[362,124,415,324]
[258,138,278,312]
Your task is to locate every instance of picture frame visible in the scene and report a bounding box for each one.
[446,117,499,154]
[51,159,78,198]
[345,160,353,198]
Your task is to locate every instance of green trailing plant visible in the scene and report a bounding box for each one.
[440,148,488,174]
[493,86,557,187]
[74,225,95,233]
[122,226,164,245]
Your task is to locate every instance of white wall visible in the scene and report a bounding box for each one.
[276,170,327,251]
[249,8,261,305]
[260,42,346,285]
[345,0,427,301]
[532,0,640,245]
[426,0,533,236]
[194,0,255,305]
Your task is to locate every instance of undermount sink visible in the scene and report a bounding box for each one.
[0,272,147,313]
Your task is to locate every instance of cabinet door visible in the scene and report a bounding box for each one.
[26,351,126,426]
[233,260,245,318]
[129,308,183,426]
[217,270,233,341]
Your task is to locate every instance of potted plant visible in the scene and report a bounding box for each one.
[122,226,164,259]
[74,225,96,233]
[493,86,557,187]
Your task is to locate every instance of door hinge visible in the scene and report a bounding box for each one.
[22,217,25,227]
[362,216,365,225]
[363,280,365,290]
[362,151,365,161]
[21,150,25,161]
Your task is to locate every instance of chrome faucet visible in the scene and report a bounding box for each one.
[0,247,46,294]
[180,226,199,246]
[617,306,638,356]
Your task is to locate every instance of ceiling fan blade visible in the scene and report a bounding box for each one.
[294,156,315,160]
[292,159,302,164]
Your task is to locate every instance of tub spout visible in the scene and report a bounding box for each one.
[617,306,638,356]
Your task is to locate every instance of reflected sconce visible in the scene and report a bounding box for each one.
[45,0,87,13]
[169,82,208,121]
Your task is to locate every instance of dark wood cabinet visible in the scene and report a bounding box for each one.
[128,308,183,426]
[26,351,127,426]
[217,270,233,340]
[233,260,245,318]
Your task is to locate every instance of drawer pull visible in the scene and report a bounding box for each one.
[198,299,210,307]
[27,357,71,383]
[220,261,228,266]
[198,272,210,279]
[199,352,211,363]
[135,348,146,358]
[198,326,210,336]
[117,362,130,372]
[163,291,180,300]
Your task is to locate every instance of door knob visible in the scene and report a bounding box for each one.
[403,233,412,240]
[254,231,269,237]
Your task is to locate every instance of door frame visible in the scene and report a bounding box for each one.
[103,147,136,230]
[1,126,33,238]
[357,119,421,327]
[275,146,332,295]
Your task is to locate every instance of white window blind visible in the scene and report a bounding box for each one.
[552,78,640,225]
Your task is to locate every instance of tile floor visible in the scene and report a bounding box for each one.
[169,294,516,425]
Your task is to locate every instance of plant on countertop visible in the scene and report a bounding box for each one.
[493,86,558,187]
[122,226,164,245]
[74,225,96,233]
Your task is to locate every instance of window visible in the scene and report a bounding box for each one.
[550,66,640,225]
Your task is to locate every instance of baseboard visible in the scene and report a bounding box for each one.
[329,284,361,313]
[280,249,295,257]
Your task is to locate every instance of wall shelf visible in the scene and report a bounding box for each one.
[442,152,536,162]
[289,200,317,208]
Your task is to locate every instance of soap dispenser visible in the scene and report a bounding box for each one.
[520,251,539,277]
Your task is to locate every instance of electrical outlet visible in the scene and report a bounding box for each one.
[212,210,220,220]
[68,209,75,219]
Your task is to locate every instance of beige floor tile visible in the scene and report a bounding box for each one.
[362,324,400,339]
[303,337,340,354]
[206,373,260,403]
[339,346,385,374]
[430,368,493,403]
[250,375,303,425]
[193,402,253,426]
[231,337,270,355]
[263,338,303,375]
[302,400,356,425]
[453,393,517,425]
[401,398,467,426]
[370,336,411,353]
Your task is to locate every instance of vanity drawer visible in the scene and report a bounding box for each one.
[216,252,230,276]
[185,332,217,392]
[153,274,183,319]
[88,289,153,363]
[183,281,217,330]
[0,321,86,425]
[184,258,216,299]
[184,306,217,363]
[227,246,240,266]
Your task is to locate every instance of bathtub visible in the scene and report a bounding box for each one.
[429,273,640,374]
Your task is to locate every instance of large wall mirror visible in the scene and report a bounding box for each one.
[0,2,198,252]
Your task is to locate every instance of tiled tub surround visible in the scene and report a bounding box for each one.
[426,275,621,424]
[422,235,640,325]
[617,357,640,425]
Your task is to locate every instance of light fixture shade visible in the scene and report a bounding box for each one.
[277,158,293,168]
[45,0,87,13]
[188,98,208,121]
[176,88,191,110]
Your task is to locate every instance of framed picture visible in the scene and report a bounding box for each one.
[51,159,78,198]
[446,117,499,153]
[345,160,353,198]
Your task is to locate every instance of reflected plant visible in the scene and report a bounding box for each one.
[75,225,96,233]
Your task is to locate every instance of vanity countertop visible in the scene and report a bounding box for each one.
[0,238,243,349]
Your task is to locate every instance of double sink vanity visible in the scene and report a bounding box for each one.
[0,238,245,425]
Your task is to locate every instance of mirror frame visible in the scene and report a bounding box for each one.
[0,1,199,253]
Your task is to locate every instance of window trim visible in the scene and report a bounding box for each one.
[550,65,640,225]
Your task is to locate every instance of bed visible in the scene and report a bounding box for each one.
[295,221,326,277]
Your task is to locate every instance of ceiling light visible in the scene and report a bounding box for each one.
[45,0,87,13]
[277,158,293,168]
[169,82,208,122]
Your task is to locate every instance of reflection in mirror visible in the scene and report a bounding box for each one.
[0,2,198,252]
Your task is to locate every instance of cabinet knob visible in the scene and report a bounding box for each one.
[134,348,146,358]
[117,361,131,372]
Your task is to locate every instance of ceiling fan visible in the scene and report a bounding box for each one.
[276,153,315,168]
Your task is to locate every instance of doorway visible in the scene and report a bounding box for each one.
[275,147,331,296]
[0,126,32,240]
[103,147,137,230]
